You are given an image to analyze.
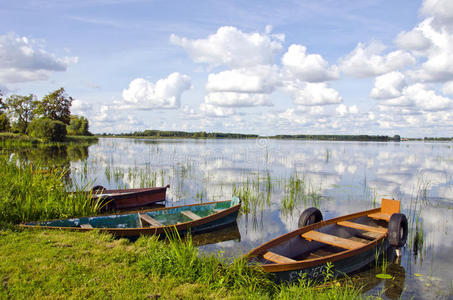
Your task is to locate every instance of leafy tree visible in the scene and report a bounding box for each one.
[0,90,9,132]
[34,88,73,125]
[5,94,37,134]
[27,118,67,142]
[0,114,10,132]
[67,115,90,136]
[0,90,4,113]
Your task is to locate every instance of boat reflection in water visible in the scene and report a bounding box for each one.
[191,222,241,247]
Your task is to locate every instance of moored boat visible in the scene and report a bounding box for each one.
[246,198,408,283]
[89,185,170,210]
[20,197,241,238]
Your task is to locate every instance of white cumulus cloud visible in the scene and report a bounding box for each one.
[121,73,191,110]
[206,65,280,94]
[421,0,453,25]
[199,103,235,117]
[442,81,453,95]
[205,92,272,107]
[170,26,283,68]
[395,28,432,51]
[405,19,453,82]
[336,104,359,116]
[370,71,406,99]
[380,83,452,111]
[340,41,415,78]
[282,44,339,82]
[286,82,342,106]
[0,32,77,84]
[71,99,93,116]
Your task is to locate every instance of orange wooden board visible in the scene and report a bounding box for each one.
[301,230,367,250]
[263,251,297,264]
[337,220,387,233]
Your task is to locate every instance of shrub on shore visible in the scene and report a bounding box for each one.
[27,118,67,142]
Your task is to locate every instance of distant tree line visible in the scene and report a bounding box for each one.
[103,130,259,139]
[0,88,91,142]
[100,130,402,141]
[271,134,401,142]
[423,137,453,141]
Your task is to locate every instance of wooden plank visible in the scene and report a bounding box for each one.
[301,231,367,250]
[80,224,93,229]
[139,213,163,227]
[263,251,297,264]
[367,212,391,221]
[137,213,143,228]
[213,208,226,212]
[337,220,387,234]
[181,210,202,220]
[360,231,381,239]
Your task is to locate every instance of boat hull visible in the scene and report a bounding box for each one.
[246,199,405,284]
[21,199,241,238]
[272,239,389,283]
[93,186,169,210]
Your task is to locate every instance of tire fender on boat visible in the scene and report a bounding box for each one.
[92,185,106,192]
[298,207,323,228]
[388,213,408,248]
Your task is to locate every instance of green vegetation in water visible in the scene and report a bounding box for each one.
[232,174,272,217]
[232,172,323,218]
[281,172,322,214]
[0,229,368,299]
[0,156,103,228]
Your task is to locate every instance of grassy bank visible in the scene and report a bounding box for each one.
[0,156,102,228]
[0,229,367,299]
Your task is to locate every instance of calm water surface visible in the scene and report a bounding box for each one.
[30,138,453,299]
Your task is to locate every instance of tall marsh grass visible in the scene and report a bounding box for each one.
[0,156,103,228]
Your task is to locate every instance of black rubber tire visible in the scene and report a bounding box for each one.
[92,185,105,192]
[298,207,323,228]
[388,213,408,248]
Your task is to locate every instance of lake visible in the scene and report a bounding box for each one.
[15,138,453,299]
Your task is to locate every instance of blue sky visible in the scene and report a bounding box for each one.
[1,0,453,137]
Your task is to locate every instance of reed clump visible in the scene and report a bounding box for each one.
[0,156,102,228]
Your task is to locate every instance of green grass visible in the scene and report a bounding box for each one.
[0,229,369,299]
[0,156,103,228]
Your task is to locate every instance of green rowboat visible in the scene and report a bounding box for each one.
[21,197,241,238]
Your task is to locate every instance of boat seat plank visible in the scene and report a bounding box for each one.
[367,212,391,221]
[139,213,163,227]
[337,221,387,234]
[181,210,202,220]
[301,231,367,250]
[80,224,93,229]
[360,231,381,239]
[263,251,297,264]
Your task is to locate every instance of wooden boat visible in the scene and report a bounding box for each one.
[20,197,241,238]
[246,198,408,283]
[89,185,169,210]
